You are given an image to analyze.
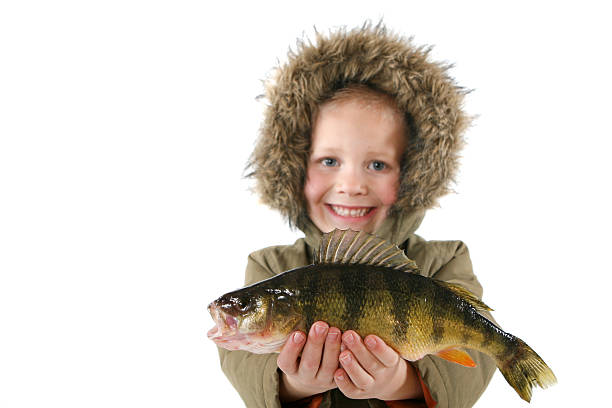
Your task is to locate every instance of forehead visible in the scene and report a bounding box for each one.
[311,98,406,156]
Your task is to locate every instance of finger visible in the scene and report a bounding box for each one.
[364,335,400,368]
[334,367,362,399]
[339,349,374,390]
[298,321,329,378]
[342,331,383,375]
[317,327,342,380]
[277,331,306,375]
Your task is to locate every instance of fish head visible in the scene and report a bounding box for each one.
[207,287,303,354]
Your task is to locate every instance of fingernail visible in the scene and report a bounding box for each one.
[327,329,340,341]
[336,373,345,381]
[314,323,327,336]
[293,332,305,344]
[343,332,354,345]
[365,336,376,349]
[340,352,352,363]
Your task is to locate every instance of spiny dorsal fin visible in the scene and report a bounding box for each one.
[314,229,420,273]
[434,280,494,311]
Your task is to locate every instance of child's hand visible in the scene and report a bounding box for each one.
[277,321,342,402]
[334,331,423,401]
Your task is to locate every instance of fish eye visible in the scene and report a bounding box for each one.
[224,296,252,314]
[235,298,253,312]
[276,294,291,305]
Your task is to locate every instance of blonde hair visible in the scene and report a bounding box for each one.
[314,84,406,127]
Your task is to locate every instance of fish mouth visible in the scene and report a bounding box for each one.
[207,316,238,338]
[207,302,248,350]
[207,302,287,354]
[207,302,237,335]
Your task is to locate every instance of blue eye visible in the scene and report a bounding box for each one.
[321,158,338,167]
[369,161,386,171]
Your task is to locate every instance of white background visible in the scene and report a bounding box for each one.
[1,1,610,407]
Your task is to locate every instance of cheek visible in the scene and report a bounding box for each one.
[304,168,327,205]
[376,174,400,206]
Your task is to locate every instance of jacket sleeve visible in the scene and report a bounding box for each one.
[408,240,497,408]
[216,253,283,408]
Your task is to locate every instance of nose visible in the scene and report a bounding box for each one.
[336,166,367,196]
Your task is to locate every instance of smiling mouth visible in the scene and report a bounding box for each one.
[329,204,374,217]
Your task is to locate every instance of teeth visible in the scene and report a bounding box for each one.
[331,205,370,217]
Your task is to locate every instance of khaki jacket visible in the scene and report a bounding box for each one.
[217,211,497,408]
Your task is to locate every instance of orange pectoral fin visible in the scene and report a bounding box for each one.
[435,348,476,367]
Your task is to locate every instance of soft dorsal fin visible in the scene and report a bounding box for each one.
[314,229,420,273]
[433,280,493,311]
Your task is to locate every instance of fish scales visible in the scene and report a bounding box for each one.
[208,229,556,402]
[305,264,349,330]
[268,263,497,362]
[359,267,398,346]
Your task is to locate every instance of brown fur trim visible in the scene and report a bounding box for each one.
[246,22,471,228]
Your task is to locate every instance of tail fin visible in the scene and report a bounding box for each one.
[499,338,557,402]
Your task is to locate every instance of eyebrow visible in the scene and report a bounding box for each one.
[310,147,398,161]
[366,150,396,158]
[309,145,340,155]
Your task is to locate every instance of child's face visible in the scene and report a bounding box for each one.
[304,99,405,233]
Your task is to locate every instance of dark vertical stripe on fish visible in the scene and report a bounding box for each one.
[432,324,444,344]
[430,281,447,345]
[339,265,368,330]
[382,267,411,344]
[461,304,477,344]
[299,265,318,330]
[480,319,495,348]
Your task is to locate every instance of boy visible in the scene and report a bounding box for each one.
[217,24,496,407]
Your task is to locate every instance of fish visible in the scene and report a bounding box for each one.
[208,229,556,402]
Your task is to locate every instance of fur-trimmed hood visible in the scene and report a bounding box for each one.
[247,23,470,231]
